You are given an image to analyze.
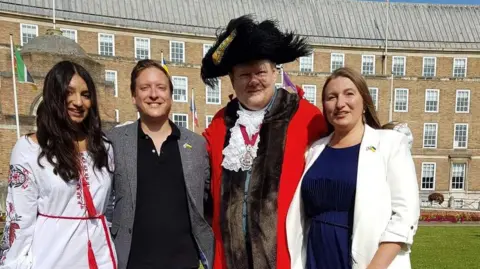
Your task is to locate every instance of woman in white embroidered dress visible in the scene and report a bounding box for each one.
[0,61,117,269]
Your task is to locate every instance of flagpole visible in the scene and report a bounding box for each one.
[385,0,394,123]
[9,34,21,139]
[53,0,56,29]
[388,73,394,122]
[191,88,195,132]
[384,0,390,75]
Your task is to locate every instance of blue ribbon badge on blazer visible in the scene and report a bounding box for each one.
[366,145,376,152]
[183,143,192,149]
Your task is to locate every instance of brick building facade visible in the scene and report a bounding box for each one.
[0,0,479,209]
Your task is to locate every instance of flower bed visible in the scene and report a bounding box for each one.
[420,210,480,223]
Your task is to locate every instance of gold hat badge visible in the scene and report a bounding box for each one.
[212,29,237,66]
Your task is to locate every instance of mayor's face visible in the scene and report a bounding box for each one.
[230,60,277,111]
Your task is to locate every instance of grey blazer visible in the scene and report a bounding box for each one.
[106,120,213,269]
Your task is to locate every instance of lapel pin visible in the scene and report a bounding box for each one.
[366,146,376,152]
[183,143,192,149]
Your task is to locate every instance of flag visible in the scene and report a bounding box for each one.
[160,51,170,75]
[282,71,305,99]
[282,71,297,92]
[13,45,37,90]
[190,93,199,127]
[161,57,170,75]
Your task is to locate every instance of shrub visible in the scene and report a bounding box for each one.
[420,210,480,223]
[428,193,445,205]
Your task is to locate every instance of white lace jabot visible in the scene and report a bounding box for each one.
[222,104,266,172]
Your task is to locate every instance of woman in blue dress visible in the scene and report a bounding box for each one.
[296,67,419,269]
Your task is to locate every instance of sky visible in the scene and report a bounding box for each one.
[366,0,480,5]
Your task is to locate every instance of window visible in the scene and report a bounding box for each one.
[203,44,213,57]
[330,53,344,72]
[394,88,408,112]
[98,33,114,56]
[302,85,317,105]
[421,163,436,190]
[206,79,221,104]
[114,109,120,123]
[172,76,188,102]
[455,90,470,113]
[60,28,77,42]
[20,24,38,46]
[392,56,406,76]
[451,163,466,190]
[135,37,150,60]
[453,58,467,78]
[423,123,438,148]
[425,89,439,112]
[173,113,188,129]
[361,55,375,75]
[105,70,118,97]
[299,54,313,72]
[453,124,468,149]
[205,115,213,128]
[368,87,378,110]
[170,41,185,63]
[423,57,436,77]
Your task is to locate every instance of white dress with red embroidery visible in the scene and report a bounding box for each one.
[0,136,117,269]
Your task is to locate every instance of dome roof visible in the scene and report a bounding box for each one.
[21,28,89,58]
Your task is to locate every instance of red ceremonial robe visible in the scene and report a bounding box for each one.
[204,89,327,269]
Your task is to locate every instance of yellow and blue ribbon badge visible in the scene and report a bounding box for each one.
[366,145,376,152]
[183,143,193,149]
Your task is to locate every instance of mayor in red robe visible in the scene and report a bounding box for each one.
[201,15,327,269]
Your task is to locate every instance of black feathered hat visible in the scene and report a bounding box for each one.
[201,15,311,87]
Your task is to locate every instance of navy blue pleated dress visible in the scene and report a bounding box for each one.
[301,144,360,269]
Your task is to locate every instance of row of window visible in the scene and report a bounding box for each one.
[290,84,471,115]
[370,88,471,113]
[115,108,469,150]
[422,123,469,149]
[299,53,468,77]
[104,70,222,103]
[106,70,472,114]
[421,162,466,191]
[21,24,209,63]
[20,24,470,78]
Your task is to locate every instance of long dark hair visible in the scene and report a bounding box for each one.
[322,67,381,135]
[36,61,111,182]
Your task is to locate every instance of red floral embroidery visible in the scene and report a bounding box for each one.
[76,154,92,210]
[1,202,22,250]
[8,165,30,189]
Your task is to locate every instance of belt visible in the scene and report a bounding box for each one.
[38,213,117,269]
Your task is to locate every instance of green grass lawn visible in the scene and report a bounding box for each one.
[412,226,480,269]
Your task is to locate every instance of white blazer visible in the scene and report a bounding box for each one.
[286,125,420,269]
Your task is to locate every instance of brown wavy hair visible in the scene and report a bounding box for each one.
[322,67,381,135]
[37,61,111,182]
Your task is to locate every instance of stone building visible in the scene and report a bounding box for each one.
[0,0,479,209]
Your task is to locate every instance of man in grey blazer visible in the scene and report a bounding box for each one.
[107,59,213,269]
